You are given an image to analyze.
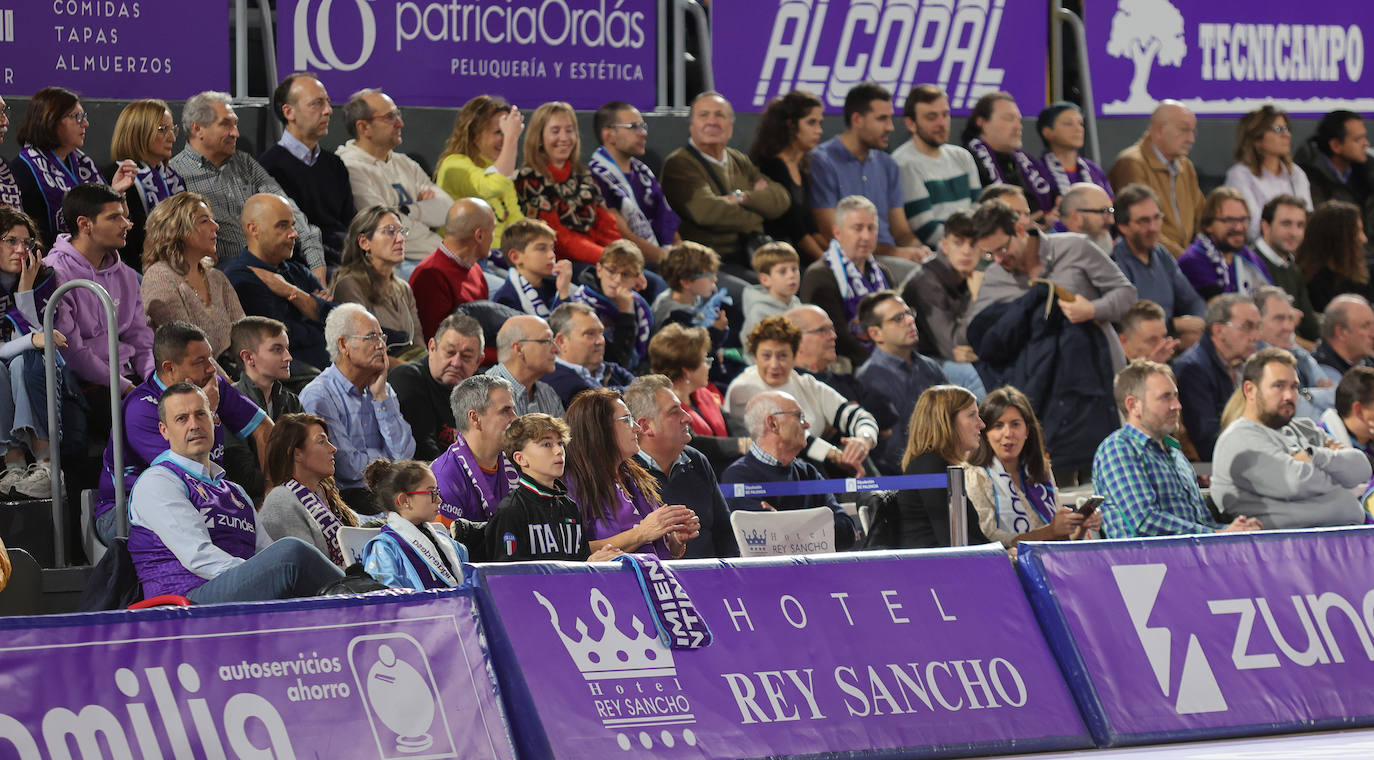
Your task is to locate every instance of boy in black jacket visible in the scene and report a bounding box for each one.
[486,414,621,562]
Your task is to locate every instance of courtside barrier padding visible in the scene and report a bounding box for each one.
[473,547,1091,759]
[0,588,517,759]
[1017,527,1374,747]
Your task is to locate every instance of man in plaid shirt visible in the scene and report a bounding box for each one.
[1093,359,1262,537]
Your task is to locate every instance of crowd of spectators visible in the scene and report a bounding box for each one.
[2,75,1372,604]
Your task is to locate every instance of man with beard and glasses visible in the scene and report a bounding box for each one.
[894,85,981,248]
[1210,348,1368,528]
[1093,360,1261,537]
[1178,187,1273,300]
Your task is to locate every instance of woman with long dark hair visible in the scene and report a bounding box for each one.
[748,90,826,262]
[965,387,1097,550]
[1299,200,1370,312]
[331,205,425,363]
[260,413,360,567]
[1225,105,1312,240]
[563,388,698,557]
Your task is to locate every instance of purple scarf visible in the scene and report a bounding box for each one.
[1039,152,1113,199]
[823,239,888,322]
[967,138,1054,212]
[0,161,21,209]
[444,434,518,521]
[285,478,344,566]
[616,553,713,649]
[132,162,187,216]
[17,146,102,236]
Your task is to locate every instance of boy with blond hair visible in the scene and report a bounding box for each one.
[742,241,803,341]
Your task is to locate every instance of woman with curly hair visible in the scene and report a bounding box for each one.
[724,316,879,475]
[434,95,525,246]
[749,90,826,262]
[563,388,698,557]
[140,191,244,352]
[514,101,622,264]
[1299,199,1370,311]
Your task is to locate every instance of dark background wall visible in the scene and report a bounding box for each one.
[0,95,1312,195]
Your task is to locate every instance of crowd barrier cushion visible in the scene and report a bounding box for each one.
[472,546,1091,759]
[1016,527,1374,748]
[0,588,517,759]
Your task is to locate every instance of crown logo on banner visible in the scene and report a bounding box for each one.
[535,588,677,679]
[742,528,769,549]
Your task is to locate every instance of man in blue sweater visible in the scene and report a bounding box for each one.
[721,391,858,550]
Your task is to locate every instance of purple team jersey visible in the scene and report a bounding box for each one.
[94,373,266,520]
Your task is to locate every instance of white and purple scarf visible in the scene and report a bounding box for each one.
[1039,152,1113,199]
[448,433,519,518]
[823,238,888,321]
[17,146,101,235]
[133,162,187,215]
[285,478,345,566]
[1192,234,1270,296]
[967,138,1054,212]
[616,553,713,650]
[987,459,1057,535]
[380,512,463,589]
[589,147,658,245]
[506,267,577,318]
[0,161,21,209]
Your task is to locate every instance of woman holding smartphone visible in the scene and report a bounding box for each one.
[965,386,1100,549]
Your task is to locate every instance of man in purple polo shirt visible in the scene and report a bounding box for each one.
[94,321,270,544]
[432,374,518,525]
[128,382,340,603]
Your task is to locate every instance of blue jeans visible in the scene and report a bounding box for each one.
[185,538,344,604]
[941,359,988,400]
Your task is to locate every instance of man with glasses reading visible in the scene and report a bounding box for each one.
[1110,183,1206,349]
[1178,187,1273,300]
[485,315,564,416]
[336,89,452,278]
[1173,294,1261,460]
[1056,182,1115,254]
[589,101,681,266]
[300,303,416,514]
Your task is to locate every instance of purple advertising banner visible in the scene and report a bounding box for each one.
[0,1,228,99]
[276,0,655,109]
[0,590,516,759]
[1087,1,1374,117]
[476,547,1090,758]
[711,0,1049,114]
[1018,528,1374,746]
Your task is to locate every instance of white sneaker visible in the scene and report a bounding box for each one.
[14,463,51,500]
[0,465,24,497]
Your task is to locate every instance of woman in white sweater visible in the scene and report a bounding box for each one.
[1223,105,1312,241]
[725,316,879,475]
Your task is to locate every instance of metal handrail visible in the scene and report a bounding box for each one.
[947,466,967,547]
[671,0,714,108]
[44,280,125,568]
[1053,6,1102,164]
[234,0,249,100]
[657,0,669,109]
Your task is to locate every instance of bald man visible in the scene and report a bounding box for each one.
[222,194,337,371]
[485,314,564,416]
[1107,100,1205,256]
[1058,182,1115,253]
[410,197,499,341]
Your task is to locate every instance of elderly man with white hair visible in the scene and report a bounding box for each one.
[485,314,564,416]
[299,303,415,513]
[720,390,858,550]
[169,91,327,281]
[799,195,897,366]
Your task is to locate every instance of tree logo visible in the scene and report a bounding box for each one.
[1104,0,1187,112]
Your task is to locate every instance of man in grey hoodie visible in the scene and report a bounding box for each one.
[1211,347,1370,529]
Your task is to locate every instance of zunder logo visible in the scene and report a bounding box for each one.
[1110,563,1228,715]
[293,0,376,72]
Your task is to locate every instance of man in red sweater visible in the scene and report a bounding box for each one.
[409,197,497,341]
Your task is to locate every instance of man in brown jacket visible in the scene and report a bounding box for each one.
[1108,101,1204,257]
[661,92,790,275]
